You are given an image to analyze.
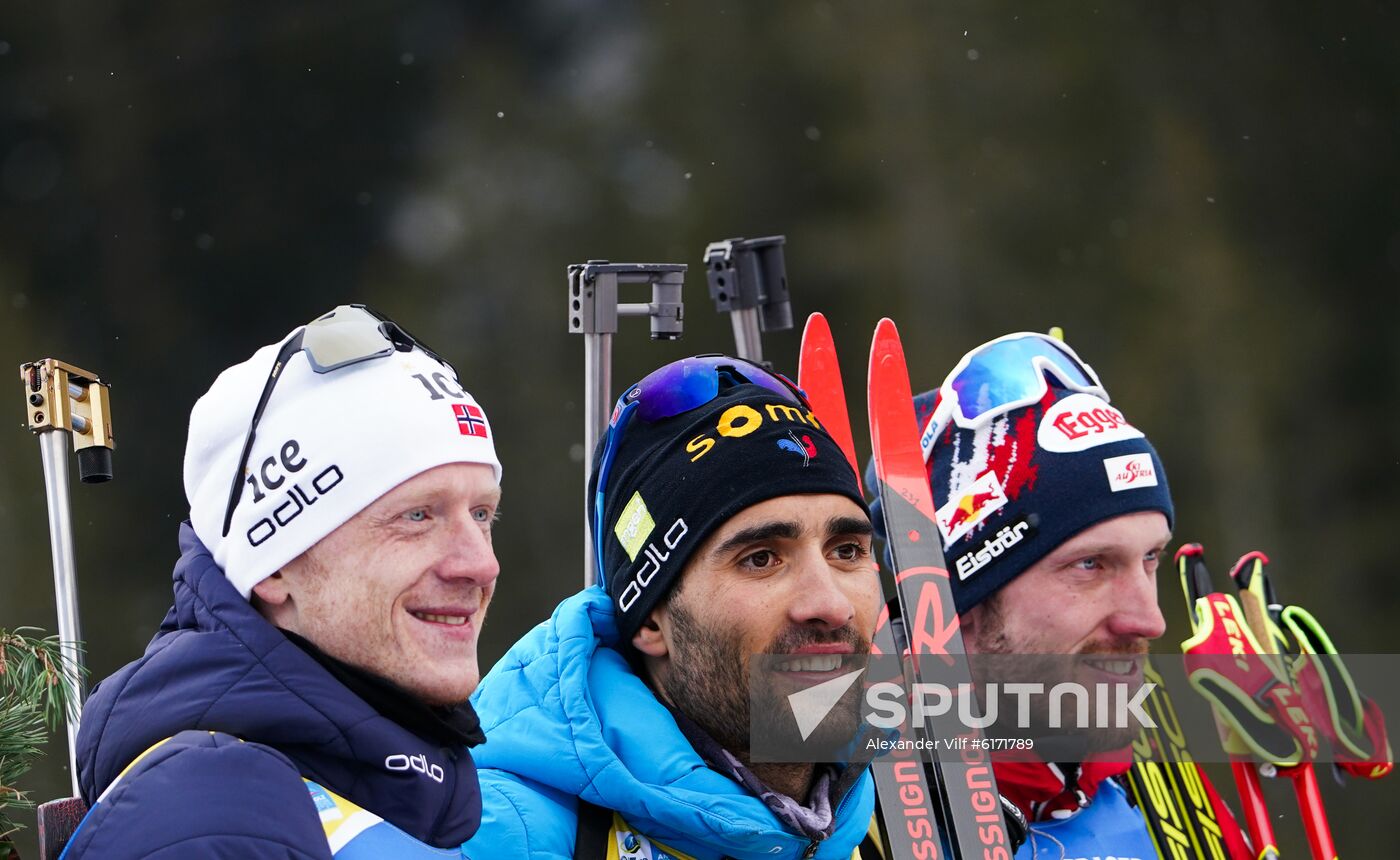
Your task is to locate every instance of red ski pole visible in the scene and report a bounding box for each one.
[1229,552,1337,860]
[1177,544,1282,859]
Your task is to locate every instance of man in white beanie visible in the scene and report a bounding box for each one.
[65,305,503,858]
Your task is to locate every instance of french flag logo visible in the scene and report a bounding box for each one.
[453,403,489,438]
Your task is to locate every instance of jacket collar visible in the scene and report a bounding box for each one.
[994,754,1133,822]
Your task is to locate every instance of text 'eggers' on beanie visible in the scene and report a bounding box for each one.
[184,318,502,598]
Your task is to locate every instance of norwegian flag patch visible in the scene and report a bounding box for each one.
[453,403,489,438]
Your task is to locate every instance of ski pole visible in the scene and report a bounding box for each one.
[1230,553,1337,860]
[568,261,685,587]
[703,236,792,365]
[18,359,115,796]
[1177,544,1282,860]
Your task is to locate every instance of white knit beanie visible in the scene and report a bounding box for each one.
[184,324,502,598]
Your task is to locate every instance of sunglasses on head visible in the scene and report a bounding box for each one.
[919,332,1107,462]
[221,304,452,537]
[591,355,808,578]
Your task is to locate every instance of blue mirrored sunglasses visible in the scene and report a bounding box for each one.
[592,355,807,579]
[919,332,1106,462]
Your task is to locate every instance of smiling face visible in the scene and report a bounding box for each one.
[252,462,501,706]
[961,510,1169,751]
[633,493,882,754]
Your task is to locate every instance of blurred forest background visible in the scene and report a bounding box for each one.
[2,1,1396,855]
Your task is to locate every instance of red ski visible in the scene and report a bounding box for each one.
[800,313,948,858]
[867,318,1012,860]
[797,313,863,492]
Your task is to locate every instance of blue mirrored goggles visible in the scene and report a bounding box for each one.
[592,355,807,579]
[919,332,1107,462]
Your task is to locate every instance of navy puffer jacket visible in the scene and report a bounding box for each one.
[66,522,483,858]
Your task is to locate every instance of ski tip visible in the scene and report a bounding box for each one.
[868,317,909,374]
[799,313,835,384]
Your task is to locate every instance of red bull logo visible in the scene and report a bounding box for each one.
[935,470,1008,544]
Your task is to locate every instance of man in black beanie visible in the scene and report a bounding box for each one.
[467,355,885,859]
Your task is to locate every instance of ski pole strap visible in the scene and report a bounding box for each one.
[1230,548,1393,779]
[1280,604,1394,779]
[1181,591,1321,766]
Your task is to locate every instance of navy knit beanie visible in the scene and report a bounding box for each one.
[915,383,1174,613]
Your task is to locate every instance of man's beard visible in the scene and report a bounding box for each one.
[966,597,1150,756]
[659,593,870,757]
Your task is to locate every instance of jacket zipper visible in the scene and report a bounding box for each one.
[803,775,863,858]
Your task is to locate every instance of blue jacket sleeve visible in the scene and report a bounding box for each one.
[63,731,330,860]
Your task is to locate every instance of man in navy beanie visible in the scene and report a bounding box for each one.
[904,331,1253,858]
[468,355,885,859]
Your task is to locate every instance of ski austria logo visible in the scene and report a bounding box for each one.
[1103,453,1157,492]
[1037,392,1143,453]
[935,469,1008,544]
[776,430,818,466]
[384,752,444,783]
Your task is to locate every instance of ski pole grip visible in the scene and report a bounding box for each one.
[1175,543,1212,607]
[20,358,116,482]
[1228,550,1271,592]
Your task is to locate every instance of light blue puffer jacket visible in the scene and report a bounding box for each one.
[466,586,875,859]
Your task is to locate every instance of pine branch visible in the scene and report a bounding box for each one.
[0,628,84,841]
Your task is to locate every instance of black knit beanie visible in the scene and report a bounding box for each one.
[589,364,868,641]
